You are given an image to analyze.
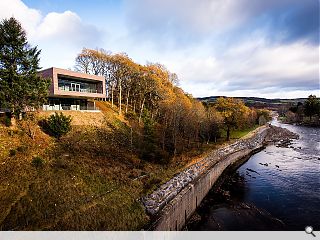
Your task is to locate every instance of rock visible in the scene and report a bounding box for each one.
[246,168,260,175]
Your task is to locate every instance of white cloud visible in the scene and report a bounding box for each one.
[155,37,319,98]
[123,0,304,42]
[1,0,318,99]
[0,0,103,69]
[0,0,41,36]
[125,0,244,34]
[222,39,318,90]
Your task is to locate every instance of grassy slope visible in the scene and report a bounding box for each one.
[220,125,260,139]
[0,103,259,230]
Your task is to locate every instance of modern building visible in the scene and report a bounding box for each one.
[39,67,106,111]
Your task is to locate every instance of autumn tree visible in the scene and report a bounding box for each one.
[201,106,222,143]
[74,48,264,159]
[256,109,271,125]
[215,97,249,141]
[0,17,50,119]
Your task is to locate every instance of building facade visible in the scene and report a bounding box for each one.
[39,67,106,111]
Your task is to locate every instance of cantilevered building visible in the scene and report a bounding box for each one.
[39,67,106,111]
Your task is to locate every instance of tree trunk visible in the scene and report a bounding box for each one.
[130,127,133,150]
[125,89,130,114]
[111,84,114,107]
[118,81,122,115]
[206,135,210,144]
[226,127,230,141]
[139,97,145,124]
[161,117,167,150]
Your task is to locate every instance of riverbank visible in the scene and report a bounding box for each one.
[185,164,286,230]
[186,121,319,231]
[143,124,299,230]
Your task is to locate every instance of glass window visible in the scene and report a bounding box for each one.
[57,75,102,94]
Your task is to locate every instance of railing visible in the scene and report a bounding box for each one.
[58,87,102,94]
[43,105,100,111]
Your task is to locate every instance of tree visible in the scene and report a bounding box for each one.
[285,111,296,123]
[256,109,271,124]
[201,106,222,143]
[304,95,320,121]
[215,97,249,141]
[44,112,72,139]
[0,17,50,118]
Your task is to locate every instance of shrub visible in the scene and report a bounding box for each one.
[43,112,72,139]
[52,158,68,169]
[31,156,45,168]
[9,149,16,156]
[143,176,162,193]
[16,145,27,152]
[4,116,11,127]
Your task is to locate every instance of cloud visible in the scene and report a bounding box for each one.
[122,0,319,98]
[222,39,318,90]
[123,0,246,48]
[0,0,41,36]
[258,0,319,45]
[123,0,319,48]
[34,11,102,47]
[1,0,318,98]
[0,0,103,69]
[160,37,318,97]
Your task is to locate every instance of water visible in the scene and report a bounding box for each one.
[187,119,320,230]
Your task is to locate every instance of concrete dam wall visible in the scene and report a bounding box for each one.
[143,126,269,231]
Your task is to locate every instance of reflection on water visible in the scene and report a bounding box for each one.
[189,119,320,230]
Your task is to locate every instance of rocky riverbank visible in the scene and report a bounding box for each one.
[142,125,298,216]
[264,124,299,144]
[186,124,305,231]
[142,124,299,230]
[142,126,269,216]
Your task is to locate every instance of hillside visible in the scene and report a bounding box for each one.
[198,96,307,109]
[0,102,223,230]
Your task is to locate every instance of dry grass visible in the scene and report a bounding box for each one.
[0,108,201,230]
[0,104,257,230]
[37,111,106,127]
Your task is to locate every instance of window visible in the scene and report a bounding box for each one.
[57,75,102,94]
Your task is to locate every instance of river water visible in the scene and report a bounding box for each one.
[187,119,320,231]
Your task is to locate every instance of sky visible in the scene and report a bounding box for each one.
[0,0,319,98]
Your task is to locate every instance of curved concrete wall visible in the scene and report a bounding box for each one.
[148,127,269,231]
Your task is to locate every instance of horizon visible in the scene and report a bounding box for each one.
[0,0,319,98]
[197,95,315,100]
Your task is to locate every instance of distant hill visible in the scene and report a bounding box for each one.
[198,96,307,109]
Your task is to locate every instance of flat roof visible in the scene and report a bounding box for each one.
[40,67,105,81]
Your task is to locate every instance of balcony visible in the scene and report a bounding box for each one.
[58,77,103,94]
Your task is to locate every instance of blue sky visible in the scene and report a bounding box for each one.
[1,0,319,98]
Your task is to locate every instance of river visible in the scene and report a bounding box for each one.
[186,119,320,231]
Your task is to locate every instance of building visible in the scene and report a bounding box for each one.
[39,67,106,111]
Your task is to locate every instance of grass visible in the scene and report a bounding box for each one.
[220,125,260,140]
[0,105,260,230]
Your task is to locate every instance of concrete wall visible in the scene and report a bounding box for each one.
[149,128,268,231]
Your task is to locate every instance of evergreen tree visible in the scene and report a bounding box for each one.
[304,95,320,121]
[0,17,50,117]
